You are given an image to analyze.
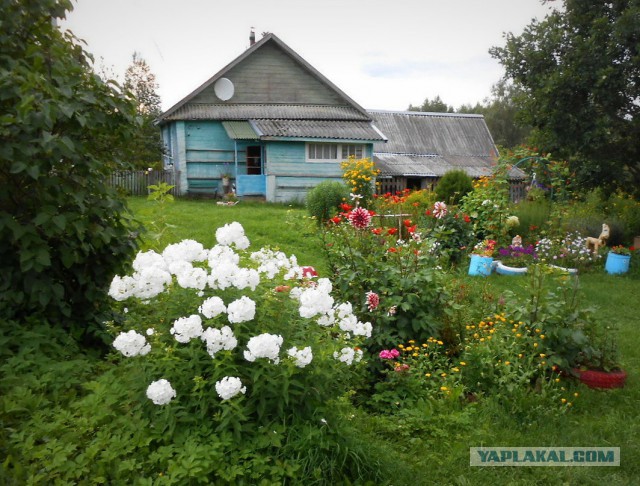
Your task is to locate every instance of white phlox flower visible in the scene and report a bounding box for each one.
[333,347,363,365]
[298,279,334,318]
[199,296,227,319]
[176,266,208,290]
[215,376,246,400]
[287,346,313,368]
[244,333,283,363]
[170,314,203,343]
[216,222,250,249]
[162,239,208,264]
[250,248,297,279]
[231,267,260,291]
[132,250,168,273]
[316,308,335,327]
[227,296,256,324]
[207,261,240,290]
[131,266,172,300]
[201,326,237,357]
[146,379,176,405]
[113,330,151,357]
[108,275,136,301]
[207,244,240,267]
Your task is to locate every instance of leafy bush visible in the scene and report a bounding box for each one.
[306,180,349,223]
[420,201,475,265]
[0,0,140,334]
[435,169,473,204]
[319,206,450,351]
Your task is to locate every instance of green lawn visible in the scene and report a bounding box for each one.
[127,197,639,484]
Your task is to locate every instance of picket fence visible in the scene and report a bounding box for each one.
[108,170,180,196]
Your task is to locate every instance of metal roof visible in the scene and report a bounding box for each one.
[251,119,385,141]
[369,110,498,157]
[163,103,371,121]
[374,153,499,178]
[222,121,259,140]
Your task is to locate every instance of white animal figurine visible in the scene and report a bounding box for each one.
[511,235,523,248]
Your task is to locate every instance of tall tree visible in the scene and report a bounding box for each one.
[490,0,640,194]
[123,52,164,169]
[408,95,455,113]
[0,0,140,333]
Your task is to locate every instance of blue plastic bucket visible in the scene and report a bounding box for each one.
[468,255,494,276]
[605,252,630,275]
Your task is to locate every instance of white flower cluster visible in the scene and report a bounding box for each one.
[250,248,300,279]
[334,302,372,338]
[244,333,283,364]
[109,266,172,301]
[287,346,313,368]
[216,222,250,249]
[227,296,256,324]
[113,330,151,357]
[215,376,246,400]
[163,239,208,264]
[333,347,363,365]
[201,325,237,358]
[170,314,204,343]
[199,296,227,318]
[146,379,176,405]
[297,278,334,318]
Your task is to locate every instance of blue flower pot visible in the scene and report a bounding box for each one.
[468,255,494,277]
[605,252,630,275]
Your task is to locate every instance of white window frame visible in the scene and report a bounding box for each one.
[306,143,366,163]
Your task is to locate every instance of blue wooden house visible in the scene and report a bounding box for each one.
[157,33,387,202]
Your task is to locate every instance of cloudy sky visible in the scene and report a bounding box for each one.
[62,0,555,112]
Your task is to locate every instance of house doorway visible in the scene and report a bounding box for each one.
[406,177,423,191]
[247,146,262,175]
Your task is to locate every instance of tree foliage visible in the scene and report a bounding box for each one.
[0,0,141,336]
[490,0,640,194]
[408,95,455,113]
[123,52,164,170]
[434,169,474,204]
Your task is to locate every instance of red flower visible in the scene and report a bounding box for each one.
[630,246,636,252]
[463,215,471,223]
[348,207,372,229]
[371,227,382,235]
[388,247,397,253]
[340,203,353,211]
[366,291,380,311]
[387,228,398,235]
[330,216,341,224]
[412,202,419,207]
[403,219,412,227]
[407,225,417,234]
[425,209,432,216]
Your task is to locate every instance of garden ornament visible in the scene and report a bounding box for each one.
[511,235,523,248]
[585,223,610,253]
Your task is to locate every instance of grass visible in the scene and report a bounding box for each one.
[127,197,639,484]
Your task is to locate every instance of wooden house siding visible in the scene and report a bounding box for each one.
[191,43,344,106]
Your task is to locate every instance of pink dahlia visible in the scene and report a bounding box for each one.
[366,291,379,311]
[433,201,448,219]
[348,207,372,229]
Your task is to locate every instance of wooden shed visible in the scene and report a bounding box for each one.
[157,33,386,202]
[368,110,525,195]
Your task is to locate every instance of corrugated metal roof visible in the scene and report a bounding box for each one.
[369,110,498,157]
[374,153,498,178]
[162,103,370,121]
[222,121,259,140]
[251,119,386,141]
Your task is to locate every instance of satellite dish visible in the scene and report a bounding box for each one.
[214,78,234,101]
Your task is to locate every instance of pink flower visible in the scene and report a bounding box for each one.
[379,348,400,359]
[433,201,448,219]
[348,207,372,229]
[366,291,379,311]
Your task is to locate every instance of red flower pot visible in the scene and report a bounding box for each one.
[574,369,627,389]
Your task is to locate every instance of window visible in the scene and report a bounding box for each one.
[307,143,365,162]
[341,144,364,159]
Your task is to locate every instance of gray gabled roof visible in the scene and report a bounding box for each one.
[369,110,525,180]
[158,34,370,123]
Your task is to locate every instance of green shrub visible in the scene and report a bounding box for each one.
[0,0,141,335]
[435,170,473,204]
[306,180,349,223]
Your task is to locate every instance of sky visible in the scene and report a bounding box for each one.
[61,0,555,113]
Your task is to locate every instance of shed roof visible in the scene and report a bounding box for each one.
[252,119,385,141]
[222,121,259,140]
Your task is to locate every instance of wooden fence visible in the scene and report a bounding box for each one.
[108,170,181,196]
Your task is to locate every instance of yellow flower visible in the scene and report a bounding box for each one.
[561,398,567,403]
[425,373,431,377]
[440,372,447,377]
[460,361,466,366]
[504,361,511,366]
[452,367,460,372]
[574,392,579,397]
[539,353,546,358]
[440,386,448,391]
[533,342,538,348]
